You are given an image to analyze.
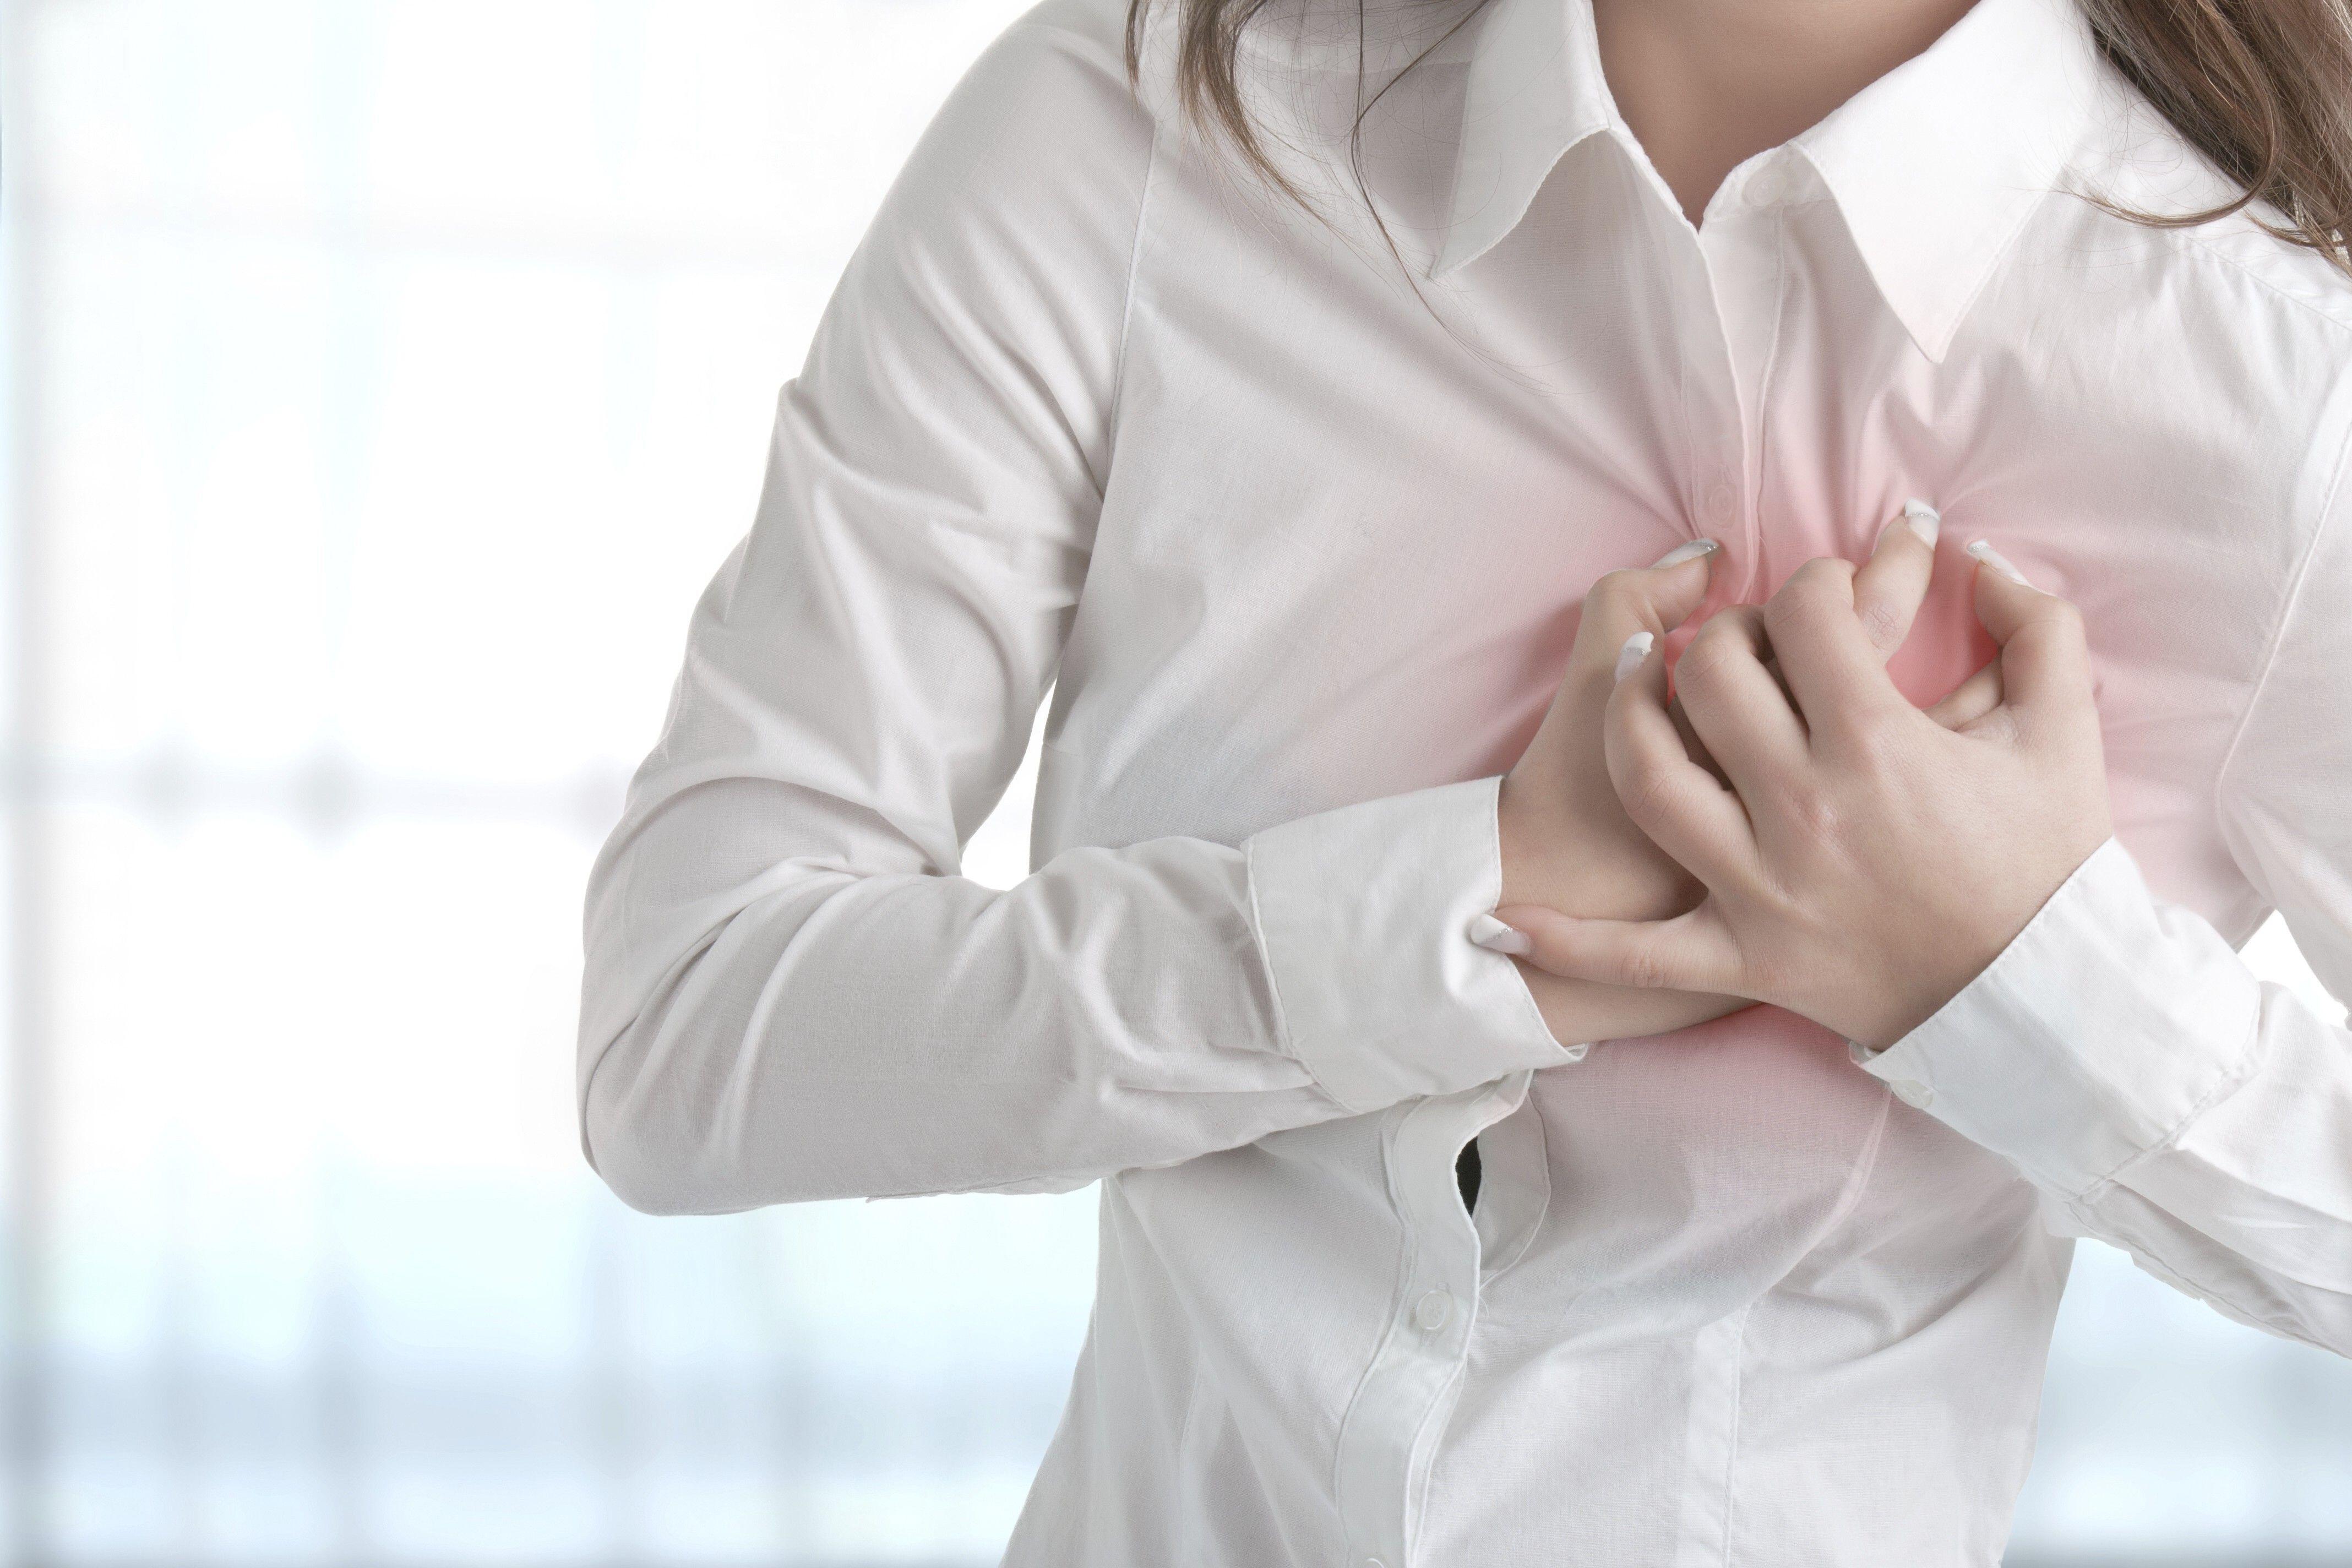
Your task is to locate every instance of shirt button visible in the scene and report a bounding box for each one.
[1413,1289,1454,1331]
[1364,1559,1389,1568]
[1747,162,1792,205]
[1702,482,1736,525]
[1890,1079,1935,1109]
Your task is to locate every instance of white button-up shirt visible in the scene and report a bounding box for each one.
[575,0,2352,1556]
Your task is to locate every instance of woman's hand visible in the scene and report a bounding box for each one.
[1491,540,2112,1051]
[1490,504,1946,1048]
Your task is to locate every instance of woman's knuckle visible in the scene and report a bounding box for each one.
[1677,627,1738,686]
[1786,782,1841,841]
[1619,946,1673,990]
[1619,759,1683,825]
[1847,707,1907,765]
[1858,596,1907,649]
[1760,584,1816,638]
[1587,569,1644,614]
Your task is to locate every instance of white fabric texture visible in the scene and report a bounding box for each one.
[576,0,2352,1557]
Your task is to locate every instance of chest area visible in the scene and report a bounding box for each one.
[1058,166,2305,924]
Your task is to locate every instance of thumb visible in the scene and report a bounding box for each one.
[1482,902,1747,994]
[1577,538,1724,656]
[1638,536,1725,633]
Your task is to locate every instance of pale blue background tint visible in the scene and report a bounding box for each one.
[0,1,2345,1562]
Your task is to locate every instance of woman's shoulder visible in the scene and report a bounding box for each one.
[870,0,1160,255]
[2054,65,2352,347]
[990,0,1135,77]
[947,0,1153,130]
[809,0,1162,391]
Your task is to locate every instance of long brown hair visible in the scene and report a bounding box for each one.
[1124,0,2352,273]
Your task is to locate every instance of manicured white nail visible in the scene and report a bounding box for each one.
[1649,537,1720,569]
[1901,498,1941,548]
[1468,913,1533,955]
[1966,538,2032,585]
[1613,630,1655,683]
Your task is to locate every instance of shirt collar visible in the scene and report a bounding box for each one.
[1430,0,2105,362]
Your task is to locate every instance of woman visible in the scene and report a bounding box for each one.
[575,0,2352,1556]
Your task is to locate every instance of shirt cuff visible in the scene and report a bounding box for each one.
[1241,774,1584,1114]
[1849,836,2263,1197]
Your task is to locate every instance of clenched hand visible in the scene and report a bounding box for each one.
[1491,537,2112,1052]
[1490,503,1962,1048]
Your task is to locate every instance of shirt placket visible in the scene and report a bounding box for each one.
[1680,155,1798,603]
[1332,1071,1543,1568]
[1329,147,1803,1568]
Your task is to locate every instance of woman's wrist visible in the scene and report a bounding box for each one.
[1495,777,1573,911]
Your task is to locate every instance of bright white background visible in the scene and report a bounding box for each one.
[0,2,2346,1564]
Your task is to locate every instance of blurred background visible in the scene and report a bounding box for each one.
[1,1,2347,1564]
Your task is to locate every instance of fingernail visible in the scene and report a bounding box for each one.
[1966,538,2032,585]
[1613,630,1655,683]
[1901,498,1941,548]
[1468,913,1533,955]
[1649,537,1720,569]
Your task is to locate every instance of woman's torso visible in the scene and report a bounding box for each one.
[1006,0,2352,1557]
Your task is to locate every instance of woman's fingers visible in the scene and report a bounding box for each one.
[1605,631,1757,885]
[1849,500,1941,660]
[1484,900,1748,993]
[1758,556,1913,741]
[1965,541,2097,740]
[1664,691,1730,787]
[1924,658,2002,730]
[1670,605,1809,796]
[1650,509,1928,781]
[1572,540,1722,669]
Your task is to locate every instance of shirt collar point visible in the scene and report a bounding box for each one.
[1899,311,1960,367]
[1438,0,2097,344]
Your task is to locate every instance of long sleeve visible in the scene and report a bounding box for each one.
[574,1,1573,1217]
[1853,438,2352,1356]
